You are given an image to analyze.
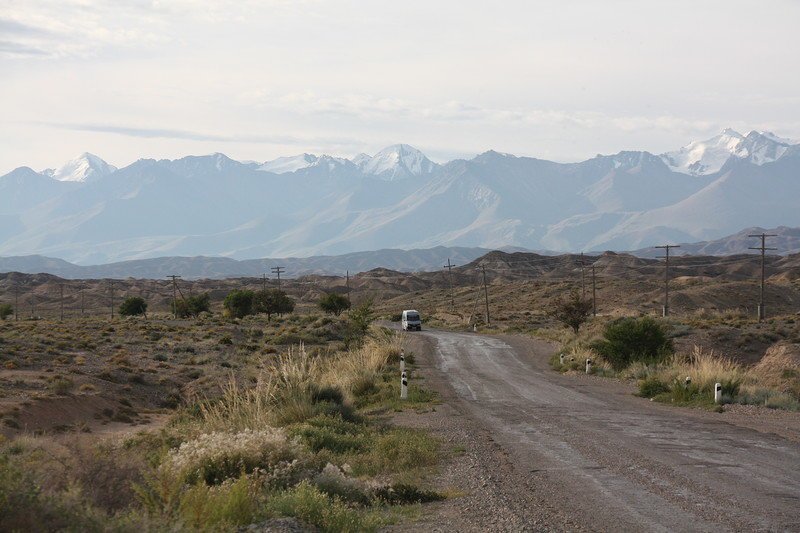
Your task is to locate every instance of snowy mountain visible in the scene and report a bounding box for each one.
[1,133,798,263]
[257,154,318,174]
[660,129,795,176]
[358,144,439,180]
[42,152,117,183]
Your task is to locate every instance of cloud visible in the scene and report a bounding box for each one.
[47,121,363,150]
[0,40,50,56]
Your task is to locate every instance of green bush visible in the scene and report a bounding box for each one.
[224,290,255,319]
[591,317,673,370]
[254,289,295,320]
[119,296,147,317]
[319,293,351,316]
[550,290,593,334]
[637,376,670,398]
[174,294,211,318]
[374,483,443,505]
[0,303,12,320]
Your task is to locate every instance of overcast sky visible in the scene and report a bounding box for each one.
[1,0,799,174]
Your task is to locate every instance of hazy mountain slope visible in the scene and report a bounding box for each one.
[632,226,800,257]
[0,132,798,262]
[0,246,503,279]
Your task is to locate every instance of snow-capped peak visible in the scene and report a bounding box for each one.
[45,152,117,183]
[360,144,438,180]
[661,129,797,176]
[258,153,318,174]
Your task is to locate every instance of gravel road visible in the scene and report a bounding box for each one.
[393,328,800,532]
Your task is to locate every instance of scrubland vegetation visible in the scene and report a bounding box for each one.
[0,297,441,531]
[549,315,800,411]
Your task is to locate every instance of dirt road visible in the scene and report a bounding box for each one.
[401,329,800,532]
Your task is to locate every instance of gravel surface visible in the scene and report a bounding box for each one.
[385,329,800,532]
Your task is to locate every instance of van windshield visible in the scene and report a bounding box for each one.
[406,313,420,321]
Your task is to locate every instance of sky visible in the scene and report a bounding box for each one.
[1,0,799,174]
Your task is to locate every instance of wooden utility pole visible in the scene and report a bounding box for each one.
[346,270,350,296]
[109,281,115,319]
[262,273,267,292]
[167,275,182,318]
[748,233,777,321]
[655,245,680,317]
[80,289,84,317]
[443,258,456,310]
[579,252,586,298]
[60,283,64,322]
[480,265,490,325]
[592,264,597,317]
[14,286,18,322]
[271,266,285,290]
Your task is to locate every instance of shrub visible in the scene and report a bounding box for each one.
[264,481,382,532]
[319,293,351,316]
[178,475,261,528]
[119,297,147,317]
[550,290,593,334]
[374,483,443,505]
[0,303,12,321]
[254,290,295,321]
[591,317,673,370]
[224,290,255,319]
[175,294,211,318]
[637,375,670,398]
[163,428,304,486]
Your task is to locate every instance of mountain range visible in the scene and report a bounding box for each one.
[0,129,798,264]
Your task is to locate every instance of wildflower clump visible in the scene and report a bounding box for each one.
[164,428,305,485]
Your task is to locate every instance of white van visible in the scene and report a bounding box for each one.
[401,309,422,331]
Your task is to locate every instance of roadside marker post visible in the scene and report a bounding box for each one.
[400,350,405,374]
[714,383,722,404]
[401,370,408,400]
[559,354,565,366]
[585,358,592,374]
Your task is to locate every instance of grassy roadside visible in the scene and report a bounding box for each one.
[547,317,800,412]
[0,324,442,532]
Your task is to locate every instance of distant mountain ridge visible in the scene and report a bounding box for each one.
[1,129,798,263]
[631,226,800,258]
[0,246,526,280]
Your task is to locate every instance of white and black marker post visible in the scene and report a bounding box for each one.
[400,350,405,374]
[714,382,722,404]
[559,354,565,365]
[401,370,408,400]
[585,358,592,374]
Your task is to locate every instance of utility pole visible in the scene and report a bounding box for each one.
[110,281,115,320]
[167,275,182,318]
[262,273,267,292]
[655,245,680,317]
[443,258,456,310]
[592,264,597,317]
[579,252,586,298]
[271,266,285,290]
[480,265,490,325]
[60,283,64,322]
[748,233,777,321]
[346,270,350,295]
[14,286,18,322]
[80,289,84,317]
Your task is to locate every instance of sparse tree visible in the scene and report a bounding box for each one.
[223,290,255,319]
[0,303,13,320]
[254,289,295,320]
[119,296,147,317]
[319,292,351,316]
[551,290,593,334]
[344,298,375,348]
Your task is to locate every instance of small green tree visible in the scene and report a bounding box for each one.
[223,290,255,319]
[551,290,593,334]
[0,303,13,320]
[254,289,295,321]
[119,296,147,317]
[344,298,375,348]
[591,316,674,370]
[319,293,351,316]
[175,293,211,318]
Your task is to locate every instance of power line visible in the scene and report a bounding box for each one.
[271,266,285,289]
[748,233,778,321]
[655,245,680,317]
[443,258,456,310]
